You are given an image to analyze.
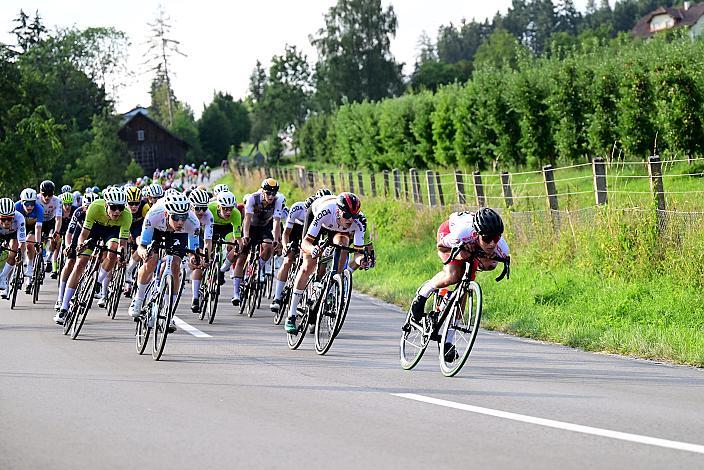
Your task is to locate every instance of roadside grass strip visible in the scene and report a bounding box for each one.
[393,393,704,455]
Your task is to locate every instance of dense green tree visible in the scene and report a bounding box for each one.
[311,0,403,110]
[198,103,230,163]
[474,28,525,69]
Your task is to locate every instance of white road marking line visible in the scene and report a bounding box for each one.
[392,393,704,455]
[173,316,211,338]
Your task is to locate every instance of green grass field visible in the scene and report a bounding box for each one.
[220,169,704,367]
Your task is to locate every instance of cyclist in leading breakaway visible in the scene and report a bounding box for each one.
[284,192,368,334]
[407,208,509,358]
[54,187,132,325]
[270,188,332,313]
[15,188,44,292]
[128,193,201,332]
[36,181,63,280]
[0,198,27,299]
[231,178,284,306]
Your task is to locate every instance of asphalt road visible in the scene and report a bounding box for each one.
[1,277,703,469]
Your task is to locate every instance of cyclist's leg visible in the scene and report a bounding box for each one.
[97,237,119,302]
[57,244,77,308]
[332,232,350,273]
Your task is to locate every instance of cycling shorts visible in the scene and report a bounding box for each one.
[41,218,56,239]
[250,223,273,243]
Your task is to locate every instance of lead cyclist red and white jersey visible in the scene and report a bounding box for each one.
[244,190,285,227]
[438,211,509,258]
[307,199,366,247]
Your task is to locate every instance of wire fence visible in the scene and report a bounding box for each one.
[231,154,704,236]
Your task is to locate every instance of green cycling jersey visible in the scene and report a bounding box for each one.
[208,201,242,238]
[83,199,133,239]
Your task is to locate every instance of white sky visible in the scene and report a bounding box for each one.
[0,0,591,116]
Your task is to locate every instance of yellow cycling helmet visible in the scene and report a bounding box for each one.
[261,178,279,193]
[124,186,142,203]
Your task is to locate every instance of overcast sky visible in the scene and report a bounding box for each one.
[1,0,592,116]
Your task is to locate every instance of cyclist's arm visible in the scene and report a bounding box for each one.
[273,217,281,244]
[242,213,252,239]
[282,227,292,247]
[54,212,62,235]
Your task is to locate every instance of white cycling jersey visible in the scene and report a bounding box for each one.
[285,201,307,229]
[439,211,509,258]
[140,204,200,250]
[37,195,62,221]
[0,211,27,243]
[196,208,214,241]
[307,199,365,247]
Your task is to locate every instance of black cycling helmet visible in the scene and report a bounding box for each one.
[336,192,361,216]
[473,207,504,237]
[261,178,279,193]
[40,180,55,196]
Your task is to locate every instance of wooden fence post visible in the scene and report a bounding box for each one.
[357,171,365,196]
[501,172,513,208]
[339,172,345,191]
[592,157,608,205]
[473,171,485,207]
[322,172,328,187]
[648,155,666,230]
[383,170,390,197]
[307,171,315,189]
[403,172,410,201]
[347,172,355,193]
[329,173,336,193]
[426,170,437,206]
[370,173,377,197]
[392,169,401,199]
[435,172,445,206]
[454,170,466,205]
[410,168,421,203]
[543,165,559,212]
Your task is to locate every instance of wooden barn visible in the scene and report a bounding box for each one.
[118,107,189,174]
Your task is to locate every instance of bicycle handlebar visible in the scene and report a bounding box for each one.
[146,240,202,264]
[444,245,510,282]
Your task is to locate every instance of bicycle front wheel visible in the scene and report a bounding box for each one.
[334,269,353,338]
[439,281,482,377]
[152,275,174,360]
[314,274,343,355]
[71,269,98,340]
[108,266,125,319]
[31,254,42,304]
[9,264,21,310]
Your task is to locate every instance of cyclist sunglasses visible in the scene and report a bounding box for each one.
[481,234,501,244]
[341,211,360,220]
[108,204,125,212]
[127,201,141,207]
[41,192,54,197]
[0,216,13,222]
[194,206,208,212]
[171,213,189,222]
[22,201,36,207]
[263,190,277,196]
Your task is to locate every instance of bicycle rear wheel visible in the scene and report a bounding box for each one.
[399,291,437,370]
[152,274,173,360]
[174,263,186,311]
[207,275,220,324]
[9,264,21,310]
[439,281,482,377]
[273,284,289,325]
[108,265,125,319]
[31,254,42,304]
[314,274,343,355]
[287,284,312,350]
[136,282,154,354]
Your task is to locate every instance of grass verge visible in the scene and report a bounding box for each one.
[220,172,704,367]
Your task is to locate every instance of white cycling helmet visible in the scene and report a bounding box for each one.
[20,188,37,202]
[216,191,236,208]
[164,193,190,215]
[148,183,164,199]
[164,188,180,198]
[61,184,72,194]
[0,197,14,216]
[188,189,210,207]
[103,186,127,206]
[213,183,230,196]
[448,211,476,246]
[141,187,150,198]
[83,192,98,207]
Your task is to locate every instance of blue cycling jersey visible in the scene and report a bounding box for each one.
[14,201,44,227]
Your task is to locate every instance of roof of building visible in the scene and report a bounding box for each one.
[118,108,189,148]
[633,2,704,38]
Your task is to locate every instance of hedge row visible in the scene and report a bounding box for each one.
[296,32,704,171]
